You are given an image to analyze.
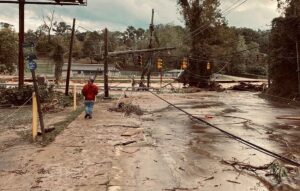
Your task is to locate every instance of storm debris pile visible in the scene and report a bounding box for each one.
[108,102,143,116]
[221,158,298,184]
[0,85,54,106]
[229,82,265,91]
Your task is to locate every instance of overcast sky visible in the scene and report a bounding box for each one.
[0,0,280,32]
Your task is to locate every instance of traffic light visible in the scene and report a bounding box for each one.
[206,62,211,70]
[157,58,163,69]
[138,55,143,66]
[181,57,188,69]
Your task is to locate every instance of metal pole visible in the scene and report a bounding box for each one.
[31,69,45,139]
[65,18,76,96]
[18,0,25,88]
[104,28,109,98]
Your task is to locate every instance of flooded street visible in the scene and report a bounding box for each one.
[113,91,300,191]
[1,90,300,191]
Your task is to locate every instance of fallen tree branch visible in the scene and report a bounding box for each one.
[114,140,137,147]
[103,124,140,128]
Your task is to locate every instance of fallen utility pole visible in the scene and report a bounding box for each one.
[108,47,176,57]
[65,18,76,96]
[0,0,86,88]
[104,28,109,98]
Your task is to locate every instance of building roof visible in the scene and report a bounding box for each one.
[166,69,184,73]
[62,64,119,71]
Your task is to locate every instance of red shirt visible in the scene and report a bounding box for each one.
[82,83,99,101]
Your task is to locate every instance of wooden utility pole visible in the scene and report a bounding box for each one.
[65,18,76,96]
[104,28,109,98]
[149,9,154,49]
[108,47,176,56]
[0,0,86,89]
[147,9,155,88]
[19,0,25,88]
[294,5,300,94]
[296,39,300,94]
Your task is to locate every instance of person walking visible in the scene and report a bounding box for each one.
[82,78,99,119]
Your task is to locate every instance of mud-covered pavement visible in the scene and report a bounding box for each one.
[113,91,300,191]
[0,90,300,191]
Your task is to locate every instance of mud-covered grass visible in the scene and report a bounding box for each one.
[0,107,32,128]
[19,107,84,146]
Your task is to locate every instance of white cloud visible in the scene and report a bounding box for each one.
[0,0,280,32]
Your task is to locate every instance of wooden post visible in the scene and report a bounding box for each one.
[31,69,45,139]
[104,28,109,98]
[73,84,77,111]
[65,18,76,96]
[32,92,38,141]
[18,0,25,88]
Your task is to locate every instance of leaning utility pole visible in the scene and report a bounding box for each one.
[104,28,109,98]
[65,18,76,96]
[140,9,155,88]
[0,0,86,88]
[149,9,154,50]
[147,9,155,87]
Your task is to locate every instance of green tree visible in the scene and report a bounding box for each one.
[82,31,101,64]
[268,0,300,96]
[0,27,18,74]
[178,0,224,87]
[53,21,71,36]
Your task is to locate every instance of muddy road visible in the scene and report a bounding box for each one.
[113,91,300,191]
[0,90,299,191]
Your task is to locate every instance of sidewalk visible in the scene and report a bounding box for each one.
[0,100,144,191]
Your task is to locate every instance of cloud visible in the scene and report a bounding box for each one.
[0,0,280,32]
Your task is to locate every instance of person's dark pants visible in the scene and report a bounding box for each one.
[84,100,95,116]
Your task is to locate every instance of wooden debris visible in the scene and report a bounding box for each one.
[221,159,271,172]
[227,180,241,184]
[103,124,140,128]
[119,147,140,154]
[108,102,143,116]
[276,116,300,121]
[114,140,137,147]
[203,176,214,181]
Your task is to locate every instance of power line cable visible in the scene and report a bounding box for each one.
[148,90,300,167]
[185,0,248,42]
[186,0,245,38]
